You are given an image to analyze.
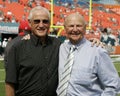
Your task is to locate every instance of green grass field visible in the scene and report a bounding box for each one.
[0,60,5,96]
[0,58,120,96]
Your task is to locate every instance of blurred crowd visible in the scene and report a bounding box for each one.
[0,36,12,57]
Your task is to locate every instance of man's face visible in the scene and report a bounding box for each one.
[64,15,86,44]
[29,10,50,38]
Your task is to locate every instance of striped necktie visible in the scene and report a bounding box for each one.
[57,46,76,96]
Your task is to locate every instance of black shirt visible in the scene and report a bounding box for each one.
[4,36,22,68]
[5,34,61,96]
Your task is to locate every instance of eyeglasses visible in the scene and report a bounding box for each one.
[33,19,49,24]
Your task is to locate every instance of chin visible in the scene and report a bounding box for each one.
[70,37,82,44]
[71,37,81,41]
[34,33,46,37]
[37,31,47,36]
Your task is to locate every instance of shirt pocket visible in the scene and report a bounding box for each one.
[73,68,92,87]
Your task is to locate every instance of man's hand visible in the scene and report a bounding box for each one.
[22,34,30,40]
[89,38,105,48]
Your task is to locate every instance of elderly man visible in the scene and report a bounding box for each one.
[5,6,61,96]
[57,13,120,96]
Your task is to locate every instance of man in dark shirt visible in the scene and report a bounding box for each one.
[5,6,61,96]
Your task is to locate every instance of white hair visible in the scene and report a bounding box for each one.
[28,6,50,20]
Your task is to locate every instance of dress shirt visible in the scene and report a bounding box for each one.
[5,34,61,96]
[57,38,120,96]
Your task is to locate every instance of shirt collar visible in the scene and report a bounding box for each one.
[66,37,87,50]
[30,34,52,46]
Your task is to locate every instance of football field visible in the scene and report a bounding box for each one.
[0,60,5,96]
[0,57,120,96]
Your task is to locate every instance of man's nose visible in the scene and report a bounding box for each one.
[38,21,44,27]
[73,26,78,31]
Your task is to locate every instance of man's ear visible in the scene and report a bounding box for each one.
[64,25,67,34]
[28,19,31,27]
[84,25,86,32]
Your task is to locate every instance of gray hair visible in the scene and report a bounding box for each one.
[28,6,50,20]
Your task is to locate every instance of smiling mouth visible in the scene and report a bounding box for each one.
[70,33,81,35]
[37,29,46,31]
